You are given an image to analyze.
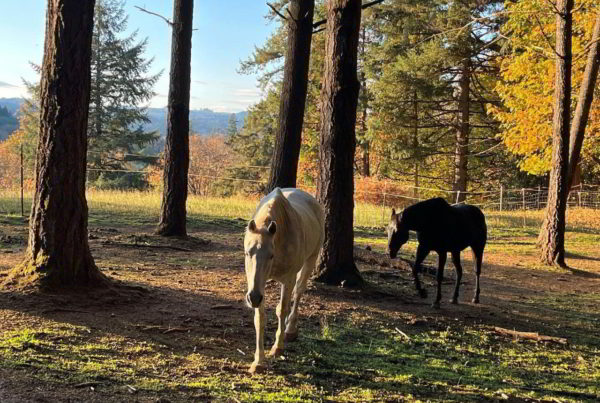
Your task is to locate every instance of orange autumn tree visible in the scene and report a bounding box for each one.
[0,98,40,190]
[147,134,236,195]
[491,0,600,176]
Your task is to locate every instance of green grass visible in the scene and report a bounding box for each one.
[1,311,598,402]
[1,189,600,401]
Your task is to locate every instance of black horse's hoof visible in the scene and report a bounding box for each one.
[418,289,428,298]
[431,301,441,309]
[450,298,458,305]
[472,297,480,304]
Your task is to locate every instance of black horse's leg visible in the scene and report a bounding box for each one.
[414,243,429,298]
[450,250,463,304]
[432,252,446,309]
[472,248,483,303]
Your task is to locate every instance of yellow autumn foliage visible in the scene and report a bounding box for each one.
[491,0,600,175]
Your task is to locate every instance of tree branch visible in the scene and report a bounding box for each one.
[134,6,173,26]
[266,2,287,21]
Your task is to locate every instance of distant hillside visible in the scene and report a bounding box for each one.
[0,98,247,144]
[145,108,246,137]
[0,98,23,115]
[0,105,18,141]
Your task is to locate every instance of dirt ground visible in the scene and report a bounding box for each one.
[0,213,599,402]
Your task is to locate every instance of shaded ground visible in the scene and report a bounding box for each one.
[0,206,599,402]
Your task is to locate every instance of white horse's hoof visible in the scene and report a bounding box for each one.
[268,347,284,357]
[284,331,298,342]
[249,362,266,374]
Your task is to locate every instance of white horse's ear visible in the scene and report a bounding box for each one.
[248,220,257,232]
[267,220,277,235]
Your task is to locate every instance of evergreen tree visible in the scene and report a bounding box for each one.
[227,113,238,137]
[9,0,107,288]
[88,0,160,188]
[157,0,194,237]
[366,0,505,195]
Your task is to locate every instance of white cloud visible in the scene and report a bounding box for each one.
[0,83,28,98]
[0,81,18,88]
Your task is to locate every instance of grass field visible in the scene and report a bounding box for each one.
[1,190,599,402]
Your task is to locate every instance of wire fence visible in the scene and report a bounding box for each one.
[3,162,600,229]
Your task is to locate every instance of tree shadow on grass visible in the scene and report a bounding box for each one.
[0,274,260,402]
[566,251,600,263]
[270,306,600,402]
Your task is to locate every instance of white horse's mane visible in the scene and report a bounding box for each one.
[252,189,292,239]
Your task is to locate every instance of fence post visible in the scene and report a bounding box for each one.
[578,191,581,208]
[499,185,503,211]
[455,191,460,205]
[381,192,387,227]
[522,188,525,211]
[20,143,24,218]
[536,185,541,209]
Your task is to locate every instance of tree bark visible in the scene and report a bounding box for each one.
[8,0,106,288]
[453,59,470,203]
[157,0,193,236]
[266,0,315,193]
[567,12,600,190]
[539,0,573,267]
[413,90,419,199]
[314,0,363,287]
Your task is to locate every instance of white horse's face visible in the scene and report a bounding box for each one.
[244,219,277,308]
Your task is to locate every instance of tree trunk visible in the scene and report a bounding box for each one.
[567,12,600,190]
[413,90,419,199]
[7,0,106,289]
[453,59,470,203]
[539,0,573,267]
[266,0,315,193]
[314,0,363,287]
[359,26,370,177]
[157,0,193,236]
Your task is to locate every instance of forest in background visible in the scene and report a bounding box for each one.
[0,0,599,197]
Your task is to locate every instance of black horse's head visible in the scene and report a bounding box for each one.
[387,208,409,259]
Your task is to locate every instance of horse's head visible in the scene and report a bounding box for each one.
[387,208,409,259]
[243,218,277,308]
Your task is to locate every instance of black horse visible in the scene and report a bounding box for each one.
[387,197,487,308]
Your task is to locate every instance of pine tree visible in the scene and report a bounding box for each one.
[88,0,160,188]
[227,113,238,137]
[266,0,315,193]
[367,0,504,193]
[7,0,107,289]
[156,0,194,237]
[314,0,363,287]
[539,0,573,267]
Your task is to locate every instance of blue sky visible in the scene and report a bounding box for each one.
[0,0,278,112]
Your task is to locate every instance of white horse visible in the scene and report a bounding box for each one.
[243,187,324,374]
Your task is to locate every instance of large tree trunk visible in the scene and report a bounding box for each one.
[157,0,194,236]
[539,0,573,267]
[314,0,363,287]
[413,90,419,199]
[8,0,106,289]
[453,59,470,203]
[567,12,600,190]
[266,0,315,193]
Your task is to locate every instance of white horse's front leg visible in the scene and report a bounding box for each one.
[269,280,293,357]
[249,302,266,374]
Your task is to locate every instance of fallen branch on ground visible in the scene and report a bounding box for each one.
[394,327,411,340]
[493,327,568,345]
